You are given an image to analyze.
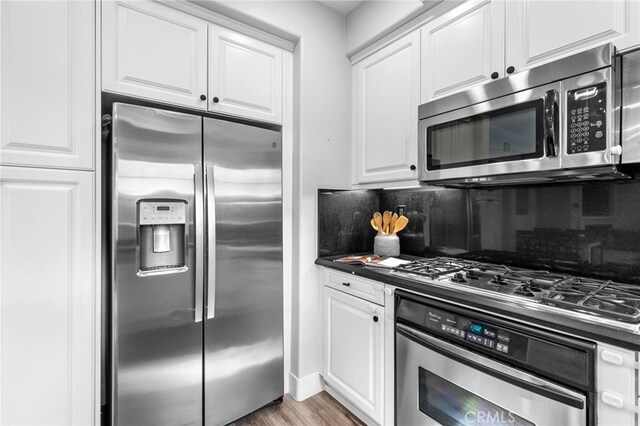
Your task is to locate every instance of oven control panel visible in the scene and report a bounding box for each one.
[422,305,528,362]
[566,82,607,155]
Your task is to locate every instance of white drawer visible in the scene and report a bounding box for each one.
[324,269,385,306]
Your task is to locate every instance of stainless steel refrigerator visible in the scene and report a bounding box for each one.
[109,103,283,425]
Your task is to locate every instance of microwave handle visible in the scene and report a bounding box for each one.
[544,89,559,157]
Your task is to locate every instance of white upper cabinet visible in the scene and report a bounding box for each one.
[102,0,208,110]
[419,0,640,104]
[505,0,640,73]
[353,32,420,184]
[0,0,94,169]
[208,26,283,124]
[421,0,504,102]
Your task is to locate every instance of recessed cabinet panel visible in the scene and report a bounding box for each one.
[353,32,419,184]
[102,0,208,109]
[0,166,94,425]
[421,0,504,102]
[0,0,94,169]
[209,26,283,124]
[323,286,383,423]
[505,0,640,72]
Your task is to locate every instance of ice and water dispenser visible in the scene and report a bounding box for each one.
[138,200,187,273]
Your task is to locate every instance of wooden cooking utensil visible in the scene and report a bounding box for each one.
[370,218,378,231]
[373,212,383,234]
[390,213,398,234]
[392,215,409,235]
[382,211,391,234]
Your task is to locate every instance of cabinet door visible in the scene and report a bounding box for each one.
[102,0,208,109]
[323,287,383,423]
[505,0,640,73]
[421,0,505,102]
[0,166,95,425]
[353,32,420,184]
[0,0,94,169]
[208,25,283,124]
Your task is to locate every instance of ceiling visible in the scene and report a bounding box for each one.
[318,0,364,15]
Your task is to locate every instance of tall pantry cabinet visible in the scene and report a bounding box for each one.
[0,1,97,424]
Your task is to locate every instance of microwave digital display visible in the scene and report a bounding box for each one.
[426,100,545,170]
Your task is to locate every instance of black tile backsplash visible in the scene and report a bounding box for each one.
[318,180,640,284]
[318,189,379,257]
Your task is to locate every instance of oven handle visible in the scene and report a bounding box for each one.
[544,89,559,157]
[396,323,586,410]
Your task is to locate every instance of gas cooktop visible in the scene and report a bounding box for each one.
[383,257,640,333]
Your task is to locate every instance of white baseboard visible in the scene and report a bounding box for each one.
[288,372,324,401]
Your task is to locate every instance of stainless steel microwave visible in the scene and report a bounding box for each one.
[418,44,640,186]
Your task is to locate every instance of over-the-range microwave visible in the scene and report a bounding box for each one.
[418,44,640,187]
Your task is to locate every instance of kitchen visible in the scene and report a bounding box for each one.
[1,0,639,425]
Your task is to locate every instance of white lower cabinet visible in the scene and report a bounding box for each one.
[0,166,95,425]
[322,285,384,424]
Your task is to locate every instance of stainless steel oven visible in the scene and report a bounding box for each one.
[395,290,596,425]
[417,43,637,186]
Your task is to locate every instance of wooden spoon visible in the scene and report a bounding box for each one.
[373,212,383,234]
[370,218,378,232]
[392,215,409,235]
[382,211,391,234]
[390,213,398,234]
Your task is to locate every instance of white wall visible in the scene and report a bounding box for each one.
[346,0,425,55]
[194,0,353,400]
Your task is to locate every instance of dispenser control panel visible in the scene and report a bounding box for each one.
[139,202,187,225]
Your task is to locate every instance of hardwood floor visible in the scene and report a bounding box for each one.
[232,392,366,426]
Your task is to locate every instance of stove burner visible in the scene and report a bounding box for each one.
[451,272,467,283]
[490,275,508,285]
[385,256,640,327]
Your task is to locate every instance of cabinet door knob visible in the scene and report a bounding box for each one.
[342,282,350,287]
[506,66,515,74]
[410,165,416,171]
[373,315,379,322]
[491,72,499,80]
[213,96,220,103]
[200,94,207,101]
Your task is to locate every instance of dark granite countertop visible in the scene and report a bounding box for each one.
[316,255,640,351]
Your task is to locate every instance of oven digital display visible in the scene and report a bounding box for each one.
[469,323,483,334]
[156,206,170,211]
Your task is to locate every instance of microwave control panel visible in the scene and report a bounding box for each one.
[567,82,607,154]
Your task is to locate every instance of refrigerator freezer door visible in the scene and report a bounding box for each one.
[111,103,204,425]
[203,118,284,425]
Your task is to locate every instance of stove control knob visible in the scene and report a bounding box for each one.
[453,273,464,281]
[494,275,503,282]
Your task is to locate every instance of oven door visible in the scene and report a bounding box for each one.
[396,323,587,426]
[418,82,561,183]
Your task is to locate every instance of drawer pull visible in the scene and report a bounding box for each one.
[342,282,351,287]
[373,315,379,323]
[601,350,640,370]
[600,392,640,414]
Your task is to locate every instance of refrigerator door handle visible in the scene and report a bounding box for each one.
[194,163,204,323]
[205,163,217,319]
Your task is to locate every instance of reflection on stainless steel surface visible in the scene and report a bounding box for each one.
[110,104,283,425]
[112,104,203,425]
[378,256,640,333]
[203,118,283,426]
[621,47,640,164]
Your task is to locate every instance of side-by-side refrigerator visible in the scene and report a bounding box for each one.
[110,103,283,425]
